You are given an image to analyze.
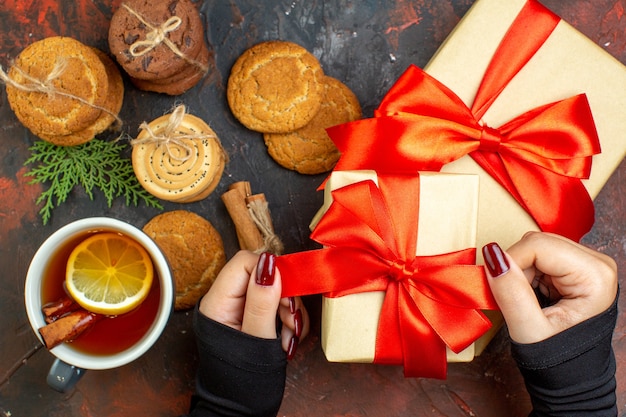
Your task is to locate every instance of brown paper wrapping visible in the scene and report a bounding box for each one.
[424,0,626,254]
[312,171,501,364]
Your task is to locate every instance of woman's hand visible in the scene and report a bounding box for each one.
[483,232,618,344]
[199,250,309,358]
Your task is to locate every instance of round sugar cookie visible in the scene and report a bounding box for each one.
[6,36,109,138]
[132,111,226,203]
[143,210,226,310]
[38,49,125,146]
[227,40,324,133]
[264,76,362,174]
[85,49,125,135]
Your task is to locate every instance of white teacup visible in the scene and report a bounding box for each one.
[24,217,173,392]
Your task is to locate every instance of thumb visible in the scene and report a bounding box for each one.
[482,242,551,343]
[241,252,282,339]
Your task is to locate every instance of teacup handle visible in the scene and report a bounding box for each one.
[47,358,85,392]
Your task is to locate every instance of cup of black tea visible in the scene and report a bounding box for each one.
[24,217,174,392]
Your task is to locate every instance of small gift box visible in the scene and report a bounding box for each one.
[327,0,626,253]
[278,171,499,378]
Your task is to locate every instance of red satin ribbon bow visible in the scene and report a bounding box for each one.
[278,175,498,378]
[326,0,601,241]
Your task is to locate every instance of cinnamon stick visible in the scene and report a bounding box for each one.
[222,181,284,254]
[38,310,102,350]
[229,181,252,197]
[42,297,81,323]
[246,193,283,255]
[221,182,265,251]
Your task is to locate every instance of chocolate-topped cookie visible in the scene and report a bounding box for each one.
[129,42,210,95]
[108,0,206,81]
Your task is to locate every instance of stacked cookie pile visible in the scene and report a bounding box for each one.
[4,36,124,146]
[227,40,362,175]
[131,105,226,203]
[108,0,209,96]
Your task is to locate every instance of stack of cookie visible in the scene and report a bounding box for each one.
[108,0,209,96]
[4,36,124,147]
[227,40,362,174]
[131,105,226,203]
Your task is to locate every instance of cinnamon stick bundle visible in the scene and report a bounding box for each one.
[39,309,102,349]
[38,296,102,349]
[42,297,81,323]
[221,181,283,254]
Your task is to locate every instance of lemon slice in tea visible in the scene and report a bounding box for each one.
[66,232,154,315]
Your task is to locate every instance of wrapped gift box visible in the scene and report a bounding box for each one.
[427,0,626,252]
[327,0,626,256]
[291,171,501,378]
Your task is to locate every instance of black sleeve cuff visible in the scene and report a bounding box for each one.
[511,293,619,417]
[185,305,287,417]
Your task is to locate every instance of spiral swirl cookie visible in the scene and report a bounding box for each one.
[264,76,362,174]
[227,40,324,133]
[131,107,226,203]
[5,36,110,142]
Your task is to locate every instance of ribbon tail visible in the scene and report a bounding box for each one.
[277,250,341,297]
[471,151,594,241]
[328,116,479,173]
[374,283,403,365]
[375,283,448,379]
[471,0,560,118]
[421,302,493,353]
[277,246,390,298]
[510,158,595,241]
[403,324,448,379]
[402,286,448,379]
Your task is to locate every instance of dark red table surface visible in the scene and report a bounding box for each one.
[1,1,625,416]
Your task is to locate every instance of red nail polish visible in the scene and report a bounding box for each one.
[256,252,276,286]
[293,309,303,338]
[287,335,299,360]
[482,242,510,277]
[288,297,296,314]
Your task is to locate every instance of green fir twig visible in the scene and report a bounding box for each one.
[24,139,163,224]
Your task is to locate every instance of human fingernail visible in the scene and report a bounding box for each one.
[287,335,299,360]
[482,242,510,277]
[288,297,296,314]
[256,252,276,286]
[293,308,303,338]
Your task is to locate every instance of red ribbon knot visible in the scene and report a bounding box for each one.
[388,259,416,282]
[479,124,502,153]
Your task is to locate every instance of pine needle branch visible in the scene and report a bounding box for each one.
[24,139,163,224]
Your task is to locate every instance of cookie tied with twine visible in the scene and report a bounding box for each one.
[108,0,210,95]
[2,36,124,146]
[131,105,227,203]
